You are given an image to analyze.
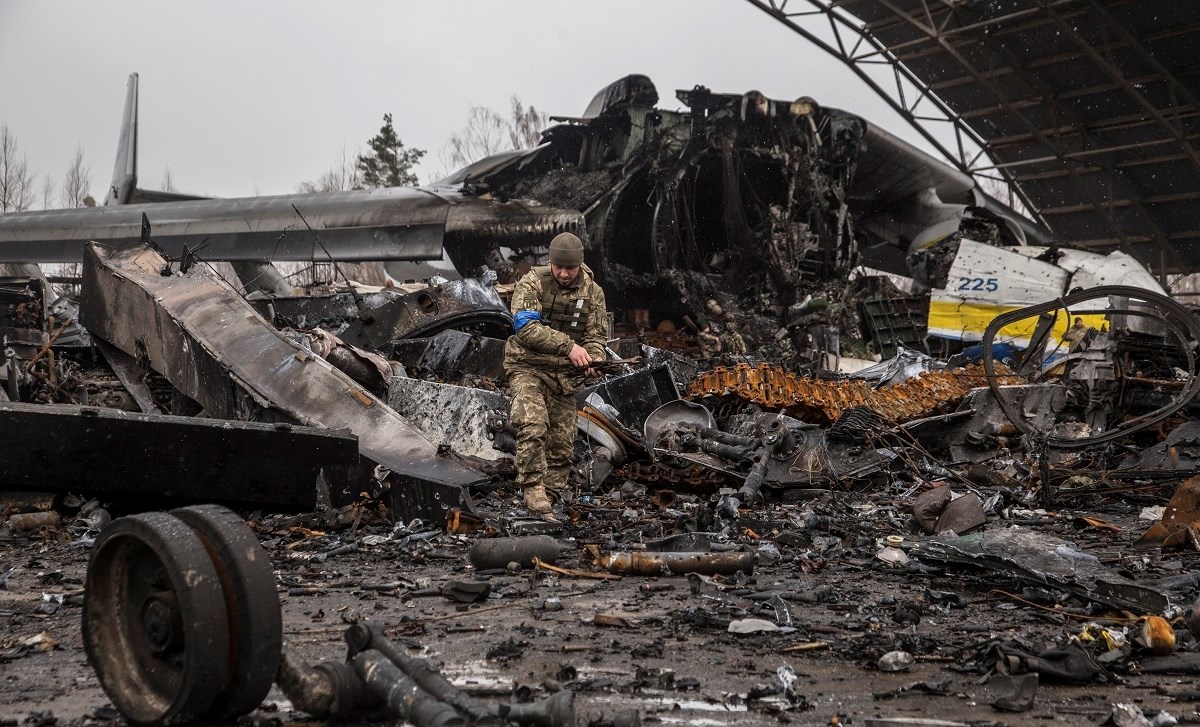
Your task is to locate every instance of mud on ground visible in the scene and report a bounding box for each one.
[2,488,1198,726]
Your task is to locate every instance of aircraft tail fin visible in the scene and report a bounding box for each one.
[105,73,139,206]
[104,73,210,206]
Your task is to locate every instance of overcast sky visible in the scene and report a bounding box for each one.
[0,1,953,201]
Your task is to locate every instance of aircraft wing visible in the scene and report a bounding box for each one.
[850,123,976,213]
[128,189,210,204]
[0,187,450,263]
[850,120,1053,273]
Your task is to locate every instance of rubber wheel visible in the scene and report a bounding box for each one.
[83,512,230,725]
[172,505,282,720]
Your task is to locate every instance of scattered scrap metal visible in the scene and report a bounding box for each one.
[4,79,1200,725]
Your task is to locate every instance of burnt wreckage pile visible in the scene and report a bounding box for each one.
[4,82,1200,725]
[445,74,878,364]
[5,242,1200,724]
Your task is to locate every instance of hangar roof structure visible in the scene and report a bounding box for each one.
[745,0,1200,274]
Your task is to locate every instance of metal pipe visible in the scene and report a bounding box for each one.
[597,551,755,577]
[351,650,465,727]
[698,438,756,462]
[469,536,559,570]
[699,428,759,448]
[275,645,374,720]
[345,622,499,726]
[738,454,769,504]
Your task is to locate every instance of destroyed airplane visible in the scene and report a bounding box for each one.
[0,72,1172,369]
[0,74,586,294]
[0,72,1189,524]
[4,72,1200,727]
[441,74,1171,365]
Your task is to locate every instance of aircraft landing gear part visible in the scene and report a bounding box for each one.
[82,512,231,726]
[171,504,282,720]
[83,506,282,725]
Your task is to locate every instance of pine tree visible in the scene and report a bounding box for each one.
[355,114,425,188]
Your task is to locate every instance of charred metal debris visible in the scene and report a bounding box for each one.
[6,77,1200,727]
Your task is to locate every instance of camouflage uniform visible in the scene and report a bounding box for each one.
[722,322,748,356]
[504,264,608,506]
[697,326,722,358]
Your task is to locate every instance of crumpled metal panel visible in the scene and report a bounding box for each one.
[386,377,511,462]
[79,243,485,519]
[390,330,508,380]
[583,365,680,432]
[913,526,1168,615]
[253,278,512,351]
[0,401,357,510]
[687,362,1022,423]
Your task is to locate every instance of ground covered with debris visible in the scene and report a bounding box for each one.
[5,70,1200,727]
[5,260,1200,726]
[4,476,1200,726]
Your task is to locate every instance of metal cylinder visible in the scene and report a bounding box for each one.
[738,455,769,504]
[699,428,759,448]
[599,551,754,577]
[698,438,755,462]
[469,536,559,570]
[275,645,373,720]
[352,649,465,727]
[7,510,61,531]
[345,622,499,725]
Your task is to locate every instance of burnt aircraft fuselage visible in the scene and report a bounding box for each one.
[441,77,868,320]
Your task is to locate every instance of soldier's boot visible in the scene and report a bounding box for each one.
[523,485,558,522]
[544,484,568,506]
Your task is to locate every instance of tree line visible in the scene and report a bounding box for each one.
[0,95,548,211]
[0,126,93,213]
[297,95,547,193]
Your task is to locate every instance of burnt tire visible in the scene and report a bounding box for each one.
[172,504,282,720]
[83,512,230,725]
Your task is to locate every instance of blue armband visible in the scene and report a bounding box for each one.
[513,310,542,332]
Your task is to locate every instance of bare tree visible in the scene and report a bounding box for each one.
[443,105,508,172]
[0,125,36,213]
[438,96,549,176]
[297,147,362,193]
[61,146,92,208]
[40,175,56,210]
[507,95,548,150]
[161,166,176,193]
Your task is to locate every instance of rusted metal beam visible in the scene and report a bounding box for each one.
[687,362,1022,424]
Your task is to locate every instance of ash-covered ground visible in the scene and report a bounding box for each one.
[3,482,1198,727]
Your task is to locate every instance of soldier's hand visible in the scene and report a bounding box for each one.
[568,344,592,368]
[585,367,601,378]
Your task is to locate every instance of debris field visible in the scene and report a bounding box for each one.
[1,78,1200,727]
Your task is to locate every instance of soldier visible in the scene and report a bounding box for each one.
[504,232,609,521]
[722,319,748,356]
[697,325,722,358]
[1064,316,1089,352]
